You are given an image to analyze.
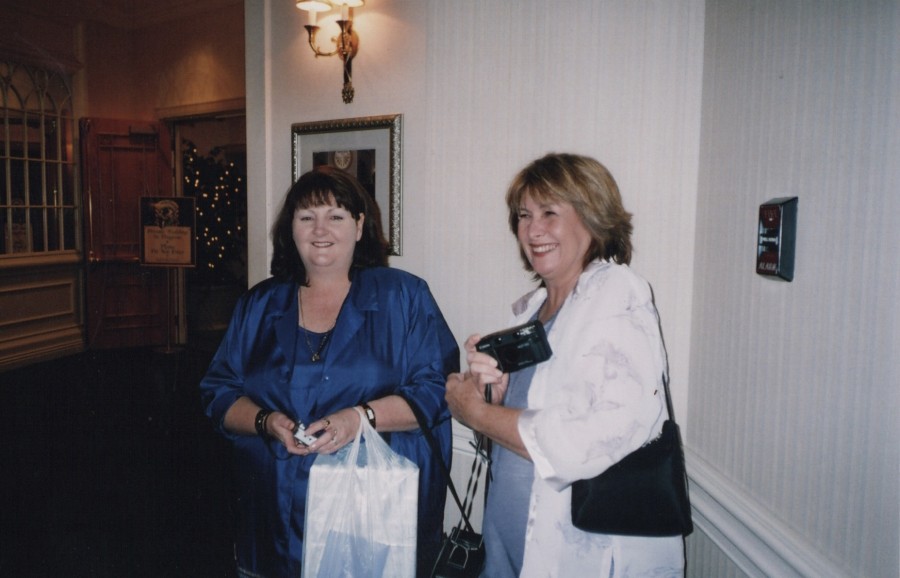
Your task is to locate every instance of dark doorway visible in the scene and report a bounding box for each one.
[174,115,248,353]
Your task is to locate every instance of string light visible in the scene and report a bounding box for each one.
[183,139,246,284]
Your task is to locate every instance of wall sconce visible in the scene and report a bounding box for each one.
[296,0,364,104]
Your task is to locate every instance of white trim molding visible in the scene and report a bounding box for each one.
[686,447,849,578]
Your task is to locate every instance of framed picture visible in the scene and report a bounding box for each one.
[292,114,402,256]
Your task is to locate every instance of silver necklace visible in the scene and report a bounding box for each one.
[299,289,336,362]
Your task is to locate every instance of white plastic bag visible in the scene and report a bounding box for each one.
[303,407,419,577]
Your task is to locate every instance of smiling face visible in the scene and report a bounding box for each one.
[292,197,364,276]
[516,193,593,290]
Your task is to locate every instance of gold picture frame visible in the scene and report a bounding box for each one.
[291,114,402,256]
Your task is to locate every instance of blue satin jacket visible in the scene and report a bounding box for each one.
[200,267,459,578]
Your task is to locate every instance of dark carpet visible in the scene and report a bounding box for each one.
[0,345,237,577]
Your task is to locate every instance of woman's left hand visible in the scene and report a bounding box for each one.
[299,407,363,455]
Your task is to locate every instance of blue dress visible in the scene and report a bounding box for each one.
[480,365,536,577]
[200,267,459,578]
[480,313,554,578]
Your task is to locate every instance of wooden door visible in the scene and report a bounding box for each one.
[80,118,174,349]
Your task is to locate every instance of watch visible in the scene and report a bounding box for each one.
[360,402,376,429]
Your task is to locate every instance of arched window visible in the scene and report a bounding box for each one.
[0,61,77,258]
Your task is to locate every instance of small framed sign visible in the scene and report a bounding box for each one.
[140,197,196,267]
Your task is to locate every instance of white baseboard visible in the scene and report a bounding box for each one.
[686,447,849,578]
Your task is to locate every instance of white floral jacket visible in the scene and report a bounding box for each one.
[513,259,684,577]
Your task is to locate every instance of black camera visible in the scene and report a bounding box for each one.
[475,320,552,373]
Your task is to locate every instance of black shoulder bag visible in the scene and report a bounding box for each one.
[570,373,694,537]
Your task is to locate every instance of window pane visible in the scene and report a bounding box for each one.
[63,207,76,250]
[29,207,44,251]
[47,207,60,251]
[9,111,26,160]
[0,157,7,202]
[0,107,9,157]
[61,163,75,206]
[0,210,7,254]
[60,112,73,162]
[46,165,60,206]
[26,112,41,160]
[9,158,24,203]
[11,205,27,252]
[45,118,59,161]
[29,160,44,206]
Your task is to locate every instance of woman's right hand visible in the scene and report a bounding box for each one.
[265,411,312,456]
[463,334,509,403]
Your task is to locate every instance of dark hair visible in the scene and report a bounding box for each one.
[505,153,633,275]
[270,166,388,284]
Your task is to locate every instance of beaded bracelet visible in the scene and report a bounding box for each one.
[255,409,271,438]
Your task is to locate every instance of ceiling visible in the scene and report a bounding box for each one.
[7,0,243,30]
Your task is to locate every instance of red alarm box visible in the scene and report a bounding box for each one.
[756,197,797,281]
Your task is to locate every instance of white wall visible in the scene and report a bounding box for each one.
[688,1,899,577]
[245,1,899,577]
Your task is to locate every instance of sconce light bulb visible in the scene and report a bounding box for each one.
[297,1,330,26]
[296,1,331,11]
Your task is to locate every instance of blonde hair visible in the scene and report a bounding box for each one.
[505,153,633,274]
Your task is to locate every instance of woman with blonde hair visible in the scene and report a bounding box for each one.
[446,153,684,577]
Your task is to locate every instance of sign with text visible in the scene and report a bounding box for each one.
[140,197,196,267]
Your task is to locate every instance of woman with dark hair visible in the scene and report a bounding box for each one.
[201,166,459,578]
[446,153,685,576]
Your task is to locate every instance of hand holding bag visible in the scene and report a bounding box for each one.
[570,373,694,537]
[303,407,420,577]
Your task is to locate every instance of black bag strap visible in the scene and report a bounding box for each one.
[462,433,490,525]
[401,395,480,534]
[661,371,677,424]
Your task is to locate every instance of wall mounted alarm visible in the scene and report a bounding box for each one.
[756,197,797,281]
